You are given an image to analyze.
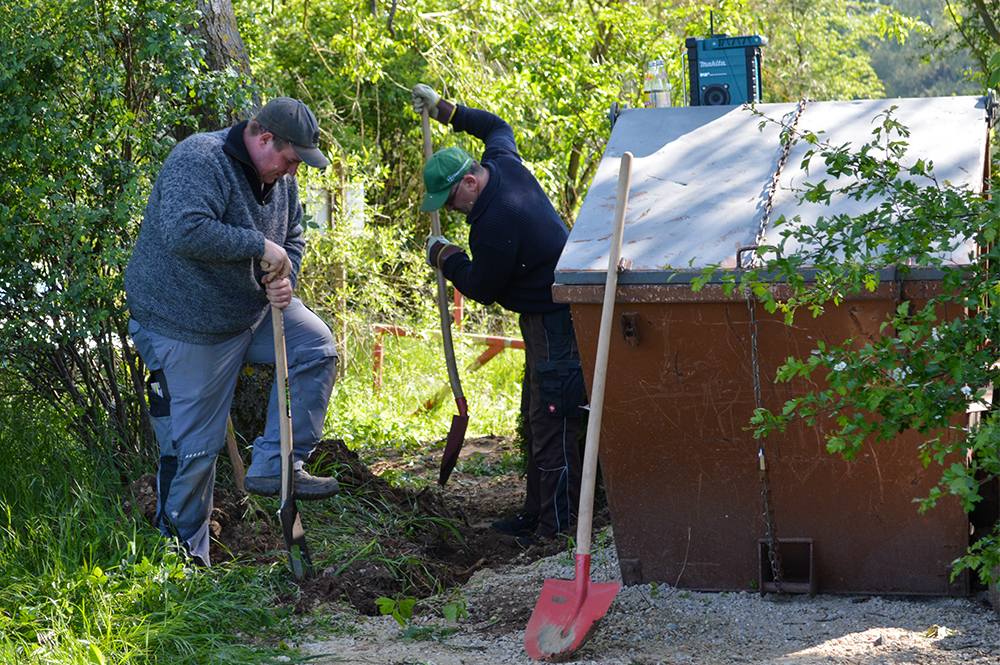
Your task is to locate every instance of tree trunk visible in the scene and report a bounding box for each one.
[195,0,254,80]
[182,0,261,132]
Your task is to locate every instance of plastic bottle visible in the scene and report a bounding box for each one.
[643,60,671,108]
[654,61,671,107]
[642,60,657,108]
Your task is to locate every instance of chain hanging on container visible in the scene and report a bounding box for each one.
[742,98,808,594]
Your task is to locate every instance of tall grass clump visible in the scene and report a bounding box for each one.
[0,390,296,664]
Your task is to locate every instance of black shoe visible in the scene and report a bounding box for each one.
[515,533,540,549]
[491,510,539,536]
[515,532,568,550]
[244,470,340,500]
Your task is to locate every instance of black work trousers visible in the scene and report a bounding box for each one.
[519,306,586,538]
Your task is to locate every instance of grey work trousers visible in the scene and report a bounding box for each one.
[519,306,586,538]
[129,298,338,565]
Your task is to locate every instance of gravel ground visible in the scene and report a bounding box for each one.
[293,529,1000,665]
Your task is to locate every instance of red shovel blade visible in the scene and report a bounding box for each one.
[525,554,620,661]
[438,397,469,486]
[437,413,469,486]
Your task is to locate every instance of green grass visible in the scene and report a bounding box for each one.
[0,395,311,665]
[326,325,524,451]
[0,311,527,664]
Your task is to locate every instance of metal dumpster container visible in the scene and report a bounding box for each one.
[555,97,993,595]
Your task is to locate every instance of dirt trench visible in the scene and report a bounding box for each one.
[124,435,609,621]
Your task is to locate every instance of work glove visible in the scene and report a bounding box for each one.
[425,234,462,269]
[412,84,456,124]
[412,84,441,119]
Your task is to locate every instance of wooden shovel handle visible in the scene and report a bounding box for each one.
[421,110,466,411]
[272,305,294,502]
[225,415,245,492]
[576,151,633,556]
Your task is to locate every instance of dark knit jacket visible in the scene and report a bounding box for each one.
[441,106,568,314]
[124,121,305,344]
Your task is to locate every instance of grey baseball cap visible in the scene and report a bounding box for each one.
[255,97,330,168]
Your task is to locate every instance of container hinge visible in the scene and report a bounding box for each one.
[608,101,621,132]
[986,89,998,130]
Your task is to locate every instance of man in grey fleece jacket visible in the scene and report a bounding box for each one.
[124,97,339,566]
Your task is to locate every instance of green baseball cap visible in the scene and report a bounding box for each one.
[421,147,473,212]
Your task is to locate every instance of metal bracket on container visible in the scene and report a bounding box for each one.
[620,312,640,347]
[736,245,780,269]
[757,537,815,596]
[737,245,758,269]
[608,102,621,131]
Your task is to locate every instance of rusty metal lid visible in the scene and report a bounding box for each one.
[556,97,989,286]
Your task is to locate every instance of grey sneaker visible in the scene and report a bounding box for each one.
[244,470,340,500]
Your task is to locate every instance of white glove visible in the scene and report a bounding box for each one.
[412,84,441,119]
[425,234,450,254]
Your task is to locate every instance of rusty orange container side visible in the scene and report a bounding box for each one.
[568,290,969,596]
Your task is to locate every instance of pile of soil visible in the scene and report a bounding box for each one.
[125,435,609,619]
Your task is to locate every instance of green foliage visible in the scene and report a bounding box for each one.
[740,0,921,101]
[375,593,466,641]
[0,0,250,459]
[736,107,1000,583]
[322,336,524,478]
[441,597,469,623]
[870,0,979,98]
[457,451,520,478]
[376,595,416,627]
[239,0,918,240]
[922,0,1000,86]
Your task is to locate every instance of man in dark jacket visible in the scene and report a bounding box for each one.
[413,84,585,547]
[124,97,340,566]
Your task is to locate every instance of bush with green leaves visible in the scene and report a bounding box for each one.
[0,0,251,461]
[707,108,1000,584]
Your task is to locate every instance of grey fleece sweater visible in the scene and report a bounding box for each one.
[124,122,305,344]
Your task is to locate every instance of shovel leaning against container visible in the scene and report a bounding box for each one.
[524,151,633,661]
[421,109,469,486]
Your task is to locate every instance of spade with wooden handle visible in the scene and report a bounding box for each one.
[272,305,314,581]
[421,109,469,485]
[524,151,633,661]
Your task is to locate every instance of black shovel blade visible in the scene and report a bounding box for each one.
[437,414,469,486]
[278,498,314,581]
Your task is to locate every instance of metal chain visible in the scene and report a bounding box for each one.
[748,99,808,592]
[748,293,784,592]
[755,99,809,252]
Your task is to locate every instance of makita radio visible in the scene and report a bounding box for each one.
[685,34,766,106]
